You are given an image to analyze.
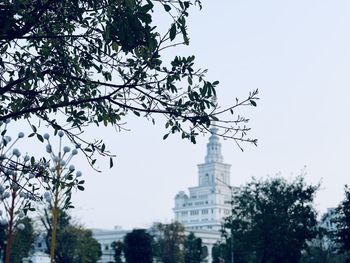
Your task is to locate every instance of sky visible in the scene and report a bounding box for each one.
[13,0,350,229]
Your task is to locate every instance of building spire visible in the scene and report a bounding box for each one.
[204,95,223,163]
[205,126,223,163]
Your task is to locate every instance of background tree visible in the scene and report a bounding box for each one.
[9,217,36,263]
[111,240,124,263]
[40,131,83,263]
[299,246,347,263]
[212,242,231,263]
[0,0,258,169]
[153,222,186,263]
[0,123,43,263]
[333,185,350,260]
[42,209,101,263]
[223,176,319,263]
[184,232,204,263]
[123,229,153,263]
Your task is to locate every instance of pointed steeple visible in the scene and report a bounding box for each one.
[204,126,223,163]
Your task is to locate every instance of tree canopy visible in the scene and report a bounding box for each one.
[41,209,101,263]
[123,229,153,263]
[0,0,258,167]
[333,185,350,259]
[222,176,319,263]
[184,232,205,263]
[153,222,186,263]
[9,217,36,263]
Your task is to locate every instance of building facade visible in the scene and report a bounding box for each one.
[93,128,235,263]
[174,127,234,231]
[92,227,131,263]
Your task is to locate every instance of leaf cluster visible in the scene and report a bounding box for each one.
[0,0,258,164]
[222,176,319,263]
[333,186,350,256]
[41,208,102,263]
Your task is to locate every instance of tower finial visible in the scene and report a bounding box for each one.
[210,95,218,134]
[205,99,223,163]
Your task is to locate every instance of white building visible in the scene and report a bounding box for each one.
[93,128,234,263]
[174,127,235,231]
[22,234,50,263]
[173,127,237,262]
[92,227,131,263]
[93,226,221,263]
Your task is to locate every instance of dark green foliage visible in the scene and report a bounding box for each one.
[184,232,204,263]
[223,176,319,263]
[56,227,101,263]
[0,0,258,166]
[123,229,153,263]
[299,246,347,263]
[154,222,186,263]
[10,217,36,263]
[212,242,232,263]
[42,209,101,263]
[334,186,350,258]
[111,240,124,263]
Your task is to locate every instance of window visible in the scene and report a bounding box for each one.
[190,210,199,216]
[202,209,208,214]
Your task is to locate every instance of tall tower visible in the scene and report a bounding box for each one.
[173,128,233,231]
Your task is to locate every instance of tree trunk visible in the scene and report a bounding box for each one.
[5,190,16,263]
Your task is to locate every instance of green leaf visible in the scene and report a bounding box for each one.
[250,100,257,107]
[125,0,135,8]
[77,185,85,191]
[169,24,176,41]
[164,4,171,11]
[188,77,192,85]
[163,133,169,140]
[112,42,119,52]
[84,148,93,152]
[110,157,114,168]
[37,134,44,143]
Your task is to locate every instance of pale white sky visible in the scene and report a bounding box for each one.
[15,1,350,229]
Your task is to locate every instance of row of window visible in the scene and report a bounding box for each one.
[188,225,213,230]
[178,208,231,217]
[191,194,209,199]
